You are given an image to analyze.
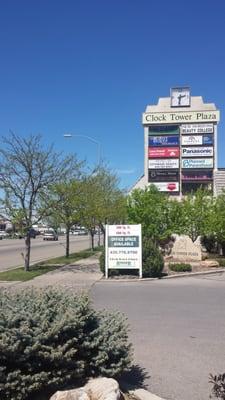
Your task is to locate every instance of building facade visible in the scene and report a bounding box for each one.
[134,88,221,196]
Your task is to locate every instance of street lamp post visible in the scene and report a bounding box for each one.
[63,133,101,166]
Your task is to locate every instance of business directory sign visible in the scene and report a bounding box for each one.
[149,135,179,146]
[182,147,213,157]
[180,123,214,134]
[182,171,213,181]
[181,135,214,145]
[182,158,213,169]
[148,147,179,158]
[149,159,179,169]
[105,225,142,279]
[153,182,179,192]
[148,170,179,182]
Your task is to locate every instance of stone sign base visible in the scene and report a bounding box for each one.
[170,235,202,262]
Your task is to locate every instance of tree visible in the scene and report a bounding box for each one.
[211,192,225,254]
[178,188,214,242]
[80,167,127,249]
[0,132,81,271]
[46,179,84,257]
[127,185,175,244]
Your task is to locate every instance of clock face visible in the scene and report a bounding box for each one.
[171,87,190,107]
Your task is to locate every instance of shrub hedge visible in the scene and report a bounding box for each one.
[169,263,192,272]
[0,289,132,400]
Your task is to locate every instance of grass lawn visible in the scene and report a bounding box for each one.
[0,247,103,282]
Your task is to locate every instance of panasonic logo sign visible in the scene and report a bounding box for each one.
[182,147,213,157]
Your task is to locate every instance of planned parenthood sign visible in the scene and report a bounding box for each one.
[105,224,142,279]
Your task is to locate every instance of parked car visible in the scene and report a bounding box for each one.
[43,230,58,241]
[0,230,9,239]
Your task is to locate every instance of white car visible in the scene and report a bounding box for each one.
[0,230,9,239]
[43,231,58,241]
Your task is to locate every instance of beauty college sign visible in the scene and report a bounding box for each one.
[180,123,214,134]
[105,225,142,279]
[143,111,220,125]
[182,147,213,157]
[148,147,179,158]
[182,158,213,169]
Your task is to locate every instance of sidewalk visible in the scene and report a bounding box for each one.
[0,254,103,292]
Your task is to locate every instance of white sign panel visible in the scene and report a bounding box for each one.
[143,111,219,125]
[182,158,213,169]
[153,182,179,192]
[105,225,142,279]
[148,159,179,169]
[180,123,214,134]
[182,147,214,157]
[182,135,203,145]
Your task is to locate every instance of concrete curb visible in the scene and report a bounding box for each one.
[130,388,166,400]
[98,268,225,283]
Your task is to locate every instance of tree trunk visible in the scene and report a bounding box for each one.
[24,234,31,271]
[100,223,105,247]
[66,227,70,258]
[91,231,94,251]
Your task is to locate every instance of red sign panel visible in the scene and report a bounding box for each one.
[148,147,180,158]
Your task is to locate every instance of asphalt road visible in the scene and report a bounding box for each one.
[0,235,95,271]
[91,273,225,400]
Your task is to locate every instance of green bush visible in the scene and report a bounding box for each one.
[169,263,192,272]
[142,237,164,277]
[0,289,132,400]
[217,258,225,267]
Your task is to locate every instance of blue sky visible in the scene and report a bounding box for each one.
[0,0,225,189]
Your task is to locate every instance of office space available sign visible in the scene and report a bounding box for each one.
[181,135,214,145]
[153,182,179,192]
[182,147,213,157]
[148,147,179,158]
[105,225,142,279]
[149,159,179,169]
[149,135,179,147]
[180,123,214,134]
[182,158,213,169]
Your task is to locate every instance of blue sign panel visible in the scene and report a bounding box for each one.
[149,135,179,147]
[203,134,214,145]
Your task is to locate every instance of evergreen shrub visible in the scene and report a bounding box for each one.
[209,373,225,399]
[0,289,132,400]
[169,263,192,272]
[142,237,164,277]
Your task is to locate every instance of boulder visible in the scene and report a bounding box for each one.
[50,378,121,400]
[200,260,219,268]
[171,235,202,262]
[50,389,89,400]
[85,377,121,400]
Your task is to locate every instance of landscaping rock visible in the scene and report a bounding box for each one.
[200,260,219,268]
[50,378,121,400]
[85,377,121,400]
[50,388,89,400]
